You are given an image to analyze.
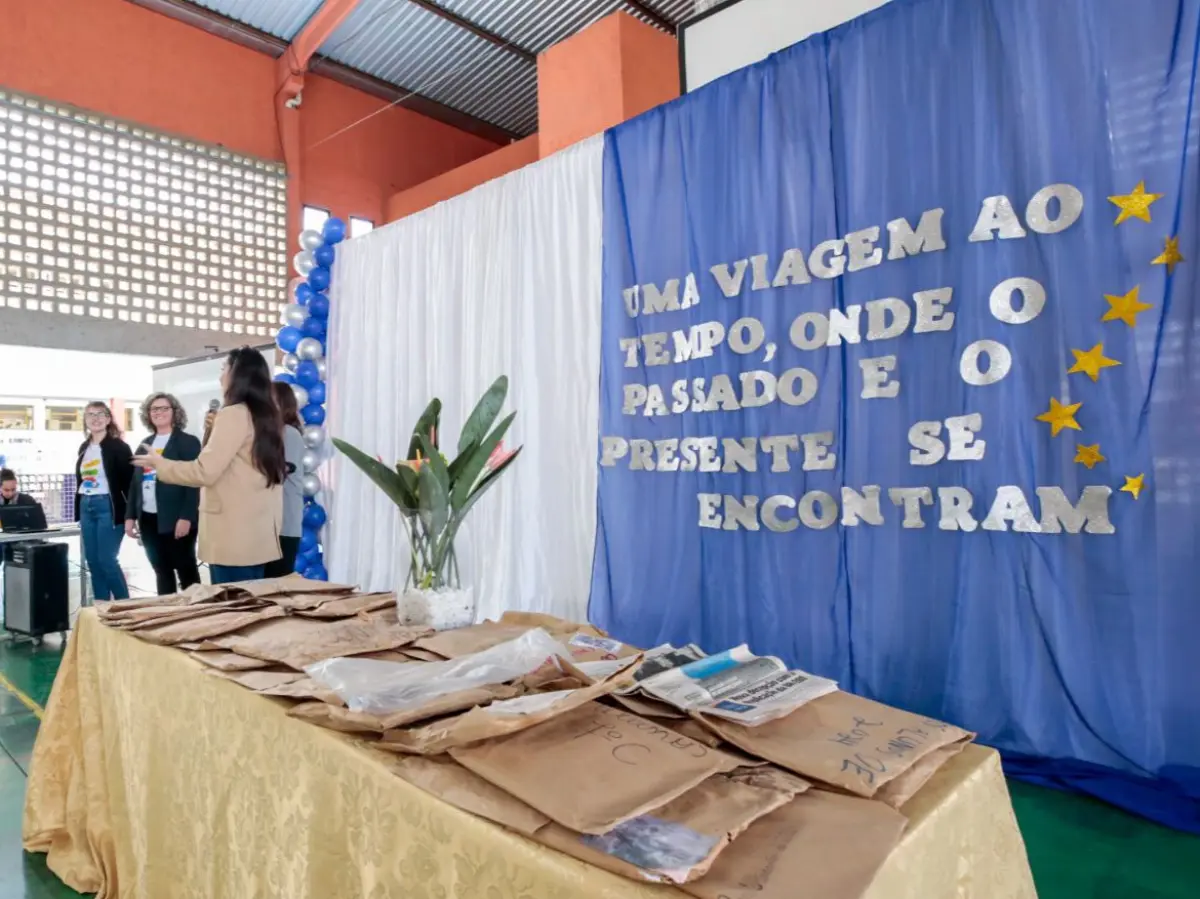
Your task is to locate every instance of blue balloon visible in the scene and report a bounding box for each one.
[295,282,316,306]
[303,502,327,529]
[308,266,331,292]
[274,372,296,385]
[307,381,326,405]
[322,218,346,244]
[276,326,303,352]
[301,403,326,426]
[307,293,330,320]
[301,316,326,340]
[304,563,329,582]
[295,360,320,389]
[293,556,309,574]
[299,529,319,552]
[314,243,336,268]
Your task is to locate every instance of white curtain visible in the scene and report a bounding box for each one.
[325,136,603,624]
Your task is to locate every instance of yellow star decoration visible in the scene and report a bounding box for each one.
[1073,444,1106,469]
[1108,181,1164,225]
[1102,286,1153,327]
[1151,236,1185,274]
[1120,474,1146,500]
[1035,398,1082,437]
[1067,343,1121,382]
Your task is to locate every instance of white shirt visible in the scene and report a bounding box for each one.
[140,433,170,514]
[78,443,109,496]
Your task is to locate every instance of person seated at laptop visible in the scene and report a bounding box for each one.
[1,469,42,510]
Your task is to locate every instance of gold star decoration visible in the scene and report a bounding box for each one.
[1108,181,1164,225]
[1102,286,1153,327]
[1120,474,1146,500]
[1035,398,1083,437]
[1151,236,1185,274]
[1067,343,1121,382]
[1073,444,1106,469]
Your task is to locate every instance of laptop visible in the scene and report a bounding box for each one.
[0,504,49,533]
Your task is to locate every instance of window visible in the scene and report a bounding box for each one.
[0,89,287,336]
[349,216,374,238]
[0,404,33,429]
[46,405,83,431]
[302,205,330,235]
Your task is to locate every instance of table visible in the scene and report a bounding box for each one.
[23,611,1037,899]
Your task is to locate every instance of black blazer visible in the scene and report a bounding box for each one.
[124,429,202,533]
[73,435,135,525]
[0,492,40,508]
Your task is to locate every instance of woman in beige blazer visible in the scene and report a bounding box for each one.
[134,348,287,584]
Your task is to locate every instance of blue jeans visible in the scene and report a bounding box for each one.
[79,494,128,601]
[209,564,265,585]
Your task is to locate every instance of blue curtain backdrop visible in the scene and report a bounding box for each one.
[590,0,1200,830]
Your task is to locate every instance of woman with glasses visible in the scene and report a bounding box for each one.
[74,401,134,601]
[135,347,286,584]
[124,393,202,595]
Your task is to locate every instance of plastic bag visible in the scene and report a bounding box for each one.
[306,627,575,715]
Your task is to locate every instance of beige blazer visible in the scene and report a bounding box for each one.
[155,403,282,567]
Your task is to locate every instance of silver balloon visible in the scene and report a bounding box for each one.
[295,337,323,361]
[282,303,309,328]
[293,249,315,277]
[315,358,327,380]
[290,384,308,409]
[302,424,326,448]
[301,448,320,473]
[298,229,324,251]
[281,352,299,373]
[300,473,322,498]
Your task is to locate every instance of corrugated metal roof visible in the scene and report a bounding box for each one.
[188,0,325,40]
[183,0,697,136]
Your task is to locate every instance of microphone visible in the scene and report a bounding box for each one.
[203,398,220,446]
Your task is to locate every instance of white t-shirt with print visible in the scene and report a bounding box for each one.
[78,443,109,496]
[141,433,170,514]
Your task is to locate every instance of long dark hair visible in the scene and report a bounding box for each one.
[223,347,287,487]
[271,381,303,430]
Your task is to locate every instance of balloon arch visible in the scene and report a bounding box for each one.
[272,216,346,581]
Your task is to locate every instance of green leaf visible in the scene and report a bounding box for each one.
[450,412,515,511]
[407,398,442,460]
[457,375,508,455]
[442,446,522,548]
[419,434,451,496]
[393,462,419,511]
[418,461,450,541]
[331,438,414,509]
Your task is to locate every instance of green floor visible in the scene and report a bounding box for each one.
[0,638,1196,898]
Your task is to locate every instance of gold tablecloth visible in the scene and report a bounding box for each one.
[24,610,1037,899]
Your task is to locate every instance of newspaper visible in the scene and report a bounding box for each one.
[631,645,837,726]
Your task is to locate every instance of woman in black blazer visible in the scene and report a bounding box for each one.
[125,393,202,595]
[74,401,134,601]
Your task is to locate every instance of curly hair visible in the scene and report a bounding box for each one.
[139,392,188,432]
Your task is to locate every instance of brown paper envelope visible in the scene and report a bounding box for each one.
[609,694,688,719]
[221,618,431,670]
[116,600,269,631]
[871,737,971,808]
[534,771,802,884]
[413,621,536,659]
[232,574,356,598]
[699,692,973,798]
[377,657,639,756]
[683,789,907,899]
[377,754,550,836]
[353,649,417,664]
[497,611,603,636]
[288,684,521,733]
[204,668,304,691]
[188,650,274,672]
[450,702,741,835]
[401,648,445,662]
[134,606,286,645]
[294,593,395,619]
[255,676,345,705]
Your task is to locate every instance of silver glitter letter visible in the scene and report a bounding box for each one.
[889,487,933,528]
[799,491,839,529]
[982,486,1042,532]
[968,196,1027,242]
[960,339,1012,386]
[845,226,883,272]
[1025,184,1084,235]
[887,209,947,259]
[841,486,884,526]
[859,356,899,399]
[762,496,799,532]
[938,487,978,532]
[1036,486,1115,535]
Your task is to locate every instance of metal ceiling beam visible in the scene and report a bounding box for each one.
[406,0,536,64]
[122,0,518,143]
[623,0,676,33]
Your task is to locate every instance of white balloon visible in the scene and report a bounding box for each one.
[302,424,326,448]
[293,250,315,277]
[298,230,324,251]
[282,303,309,328]
[291,384,308,409]
[301,473,322,497]
[282,352,300,373]
[301,448,320,472]
[295,337,323,361]
[315,358,327,380]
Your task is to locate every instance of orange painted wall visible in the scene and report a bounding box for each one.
[617,13,682,124]
[0,0,501,226]
[537,15,627,159]
[385,135,541,221]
